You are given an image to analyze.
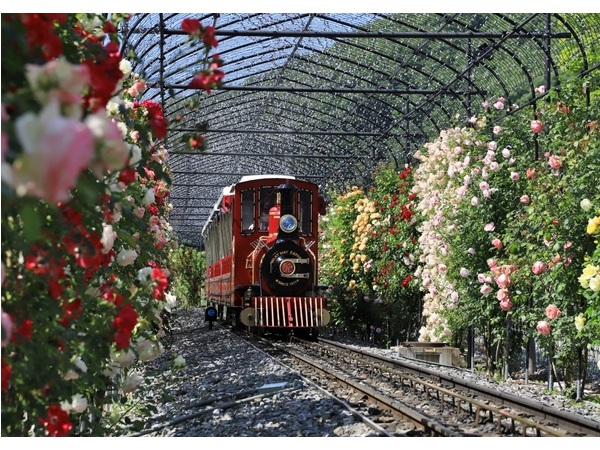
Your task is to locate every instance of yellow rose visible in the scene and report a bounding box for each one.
[575,314,586,332]
[590,275,600,292]
[587,216,600,235]
[580,264,599,287]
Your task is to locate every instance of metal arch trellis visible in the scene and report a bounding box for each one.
[119,12,598,248]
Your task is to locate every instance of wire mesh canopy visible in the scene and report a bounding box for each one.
[121,13,600,248]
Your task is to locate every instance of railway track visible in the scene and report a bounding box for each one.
[241,330,600,437]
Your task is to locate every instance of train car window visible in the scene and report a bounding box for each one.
[298,189,313,235]
[259,186,277,231]
[241,189,255,234]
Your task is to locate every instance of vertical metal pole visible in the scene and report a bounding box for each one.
[466,38,473,119]
[543,14,552,92]
[527,290,536,379]
[576,348,582,401]
[547,354,553,390]
[159,14,167,146]
[468,327,474,370]
[505,316,510,380]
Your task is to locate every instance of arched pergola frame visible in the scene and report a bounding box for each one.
[120,12,599,247]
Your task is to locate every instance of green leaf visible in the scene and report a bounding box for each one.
[20,201,42,242]
[116,229,138,248]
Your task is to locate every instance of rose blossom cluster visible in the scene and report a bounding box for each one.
[536,304,562,336]
[1,13,222,437]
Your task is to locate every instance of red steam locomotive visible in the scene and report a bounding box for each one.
[201,175,330,336]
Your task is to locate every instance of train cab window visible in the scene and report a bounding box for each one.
[241,189,255,234]
[298,189,313,235]
[259,187,278,231]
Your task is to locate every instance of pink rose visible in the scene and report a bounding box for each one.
[532,261,547,275]
[496,273,511,289]
[86,111,130,174]
[548,155,562,170]
[499,298,513,311]
[510,171,520,181]
[545,304,562,320]
[530,120,544,133]
[492,238,503,249]
[536,320,551,336]
[154,180,169,198]
[13,99,94,203]
[520,195,530,204]
[484,222,495,232]
[149,215,161,227]
[480,284,492,295]
[1,308,12,347]
[497,288,509,302]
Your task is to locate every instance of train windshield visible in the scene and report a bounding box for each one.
[241,189,255,233]
[259,186,278,231]
[298,189,313,235]
[241,184,313,235]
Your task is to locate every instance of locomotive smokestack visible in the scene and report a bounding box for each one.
[278,183,296,216]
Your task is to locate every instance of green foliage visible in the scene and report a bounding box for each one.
[168,245,205,307]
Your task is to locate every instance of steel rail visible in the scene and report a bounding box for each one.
[319,338,600,437]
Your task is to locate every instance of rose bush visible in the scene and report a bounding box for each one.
[412,67,599,387]
[319,163,422,345]
[1,13,221,436]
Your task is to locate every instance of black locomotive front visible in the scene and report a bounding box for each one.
[260,183,313,295]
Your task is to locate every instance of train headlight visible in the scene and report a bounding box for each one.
[279,214,298,233]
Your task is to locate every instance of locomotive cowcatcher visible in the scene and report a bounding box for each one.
[201,175,330,336]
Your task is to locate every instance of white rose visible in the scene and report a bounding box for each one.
[135,337,164,362]
[112,348,136,367]
[580,198,592,212]
[70,393,88,414]
[143,188,155,206]
[101,223,117,254]
[122,371,143,394]
[117,248,138,266]
[164,292,177,312]
[119,59,132,77]
[73,357,87,373]
[129,144,142,166]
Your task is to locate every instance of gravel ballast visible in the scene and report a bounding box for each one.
[127,307,600,437]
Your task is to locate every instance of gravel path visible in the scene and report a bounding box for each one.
[126,307,600,437]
